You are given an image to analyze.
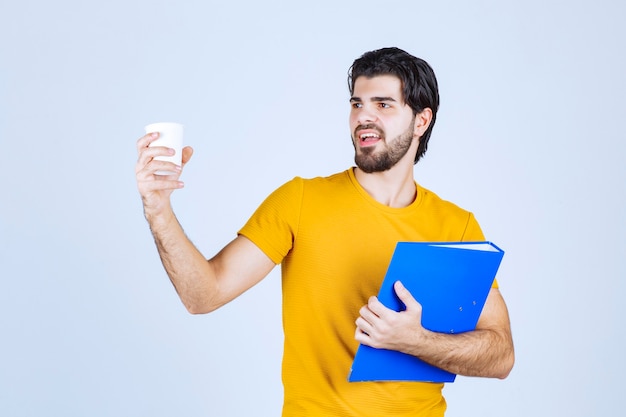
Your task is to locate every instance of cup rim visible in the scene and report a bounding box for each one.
[144,122,184,132]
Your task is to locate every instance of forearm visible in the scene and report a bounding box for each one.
[136,137,275,315]
[356,285,514,379]
[404,326,514,379]
[403,288,515,379]
[146,207,217,314]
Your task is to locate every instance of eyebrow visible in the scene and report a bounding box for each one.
[350,96,398,102]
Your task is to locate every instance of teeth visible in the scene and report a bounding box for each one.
[360,133,380,139]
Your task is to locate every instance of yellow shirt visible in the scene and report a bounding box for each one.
[239,168,485,417]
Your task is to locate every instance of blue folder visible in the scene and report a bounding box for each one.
[348,241,505,383]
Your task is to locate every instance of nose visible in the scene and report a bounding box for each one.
[353,104,378,125]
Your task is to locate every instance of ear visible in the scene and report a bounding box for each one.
[413,108,433,138]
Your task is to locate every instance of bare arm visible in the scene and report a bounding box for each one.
[136,133,275,314]
[355,282,514,379]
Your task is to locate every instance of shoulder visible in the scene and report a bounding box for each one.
[260,170,350,208]
[301,170,351,185]
[416,184,484,241]
[277,169,349,188]
[287,170,352,195]
[417,183,468,213]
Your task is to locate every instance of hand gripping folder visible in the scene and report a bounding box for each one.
[349,241,505,383]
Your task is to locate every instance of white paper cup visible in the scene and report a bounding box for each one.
[144,122,184,175]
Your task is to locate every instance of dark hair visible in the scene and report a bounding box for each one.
[348,47,440,164]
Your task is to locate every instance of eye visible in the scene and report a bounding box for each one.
[379,102,391,109]
[351,102,362,109]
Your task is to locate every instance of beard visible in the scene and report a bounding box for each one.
[353,117,415,173]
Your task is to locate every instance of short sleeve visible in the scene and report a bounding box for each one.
[461,212,485,242]
[238,177,303,264]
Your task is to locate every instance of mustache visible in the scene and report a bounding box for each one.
[354,124,385,138]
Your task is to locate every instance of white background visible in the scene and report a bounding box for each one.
[1,1,624,416]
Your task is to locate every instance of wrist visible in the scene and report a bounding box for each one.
[144,204,176,230]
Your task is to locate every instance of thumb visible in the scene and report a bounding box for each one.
[181,146,194,165]
[394,281,420,311]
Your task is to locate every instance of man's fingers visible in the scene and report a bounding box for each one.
[136,146,178,174]
[136,132,159,152]
[366,295,391,318]
[355,316,373,335]
[136,132,176,169]
[136,156,180,177]
[358,301,380,323]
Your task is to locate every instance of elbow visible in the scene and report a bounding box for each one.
[177,284,223,315]
[495,349,515,379]
[491,326,515,379]
[185,301,220,315]
[185,305,213,315]
[183,296,222,315]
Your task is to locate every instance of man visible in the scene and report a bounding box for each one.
[135,47,514,416]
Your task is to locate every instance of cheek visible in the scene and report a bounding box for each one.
[349,112,358,127]
[349,118,359,135]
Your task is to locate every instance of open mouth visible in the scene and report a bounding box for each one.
[356,127,384,147]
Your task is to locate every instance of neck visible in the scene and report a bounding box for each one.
[353,161,417,208]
